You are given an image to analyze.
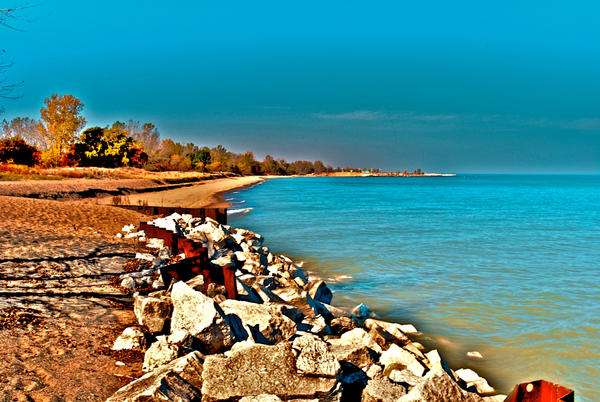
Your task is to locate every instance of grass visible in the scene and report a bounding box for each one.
[0,163,235,183]
[0,172,64,181]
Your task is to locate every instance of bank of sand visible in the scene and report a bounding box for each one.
[100,176,268,208]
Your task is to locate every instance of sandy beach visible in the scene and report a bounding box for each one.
[0,174,266,400]
[99,176,267,208]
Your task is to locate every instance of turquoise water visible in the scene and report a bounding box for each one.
[226,175,600,400]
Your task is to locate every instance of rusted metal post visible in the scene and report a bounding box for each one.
[504,380,574,402]
[222,263,237,299]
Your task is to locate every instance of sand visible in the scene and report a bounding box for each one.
[0,174,272,400]
[0,195,154,400]
[99,176,267,208]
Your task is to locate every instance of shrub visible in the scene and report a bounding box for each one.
[0,137,41,166]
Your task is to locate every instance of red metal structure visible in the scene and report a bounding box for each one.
[504,380,574,402]
[138,209,237,299]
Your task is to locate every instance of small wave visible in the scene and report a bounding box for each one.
[225,197,235,201]
[228,207,253,215]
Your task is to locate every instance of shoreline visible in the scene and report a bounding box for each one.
[107,211,507,400]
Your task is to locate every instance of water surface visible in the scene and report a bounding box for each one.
[227,175,600,400]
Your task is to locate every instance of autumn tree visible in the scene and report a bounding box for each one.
[0,136,40,166]
[39,94,86,165]
[236,151,259,175]
[69,123,147,167]
[313,160,325,174]
[207,145,233,172]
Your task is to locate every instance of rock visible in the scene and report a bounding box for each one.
[206,282,227,298]
[398,367,484,402]
[235,278,264,304]
[301,314,331,335]
[120,276,136,290]
[170,281,233,354]
[380,344,426,377]
[424,349,455,379]
[467,351,484,359]
[330,317,358,335]
[185,274,205,292]
[122,224,136,233]
[107,351,204,402]
[364,319,411,345]
[253,284,285,303]
[201,343,340,401]
[362,376,407,402]
[352,303,373,320]
[397,324,420,335]
[319,303,354,320]
[387,369,424,387]
[294,276,307,287]
[367,326,398,349]
[112,327,146,351]
[134,294,172,334]
[455,368,495,395]
[292,335,340,377]
[270,287,308,305]
[219,299,297,344]
[366,364,383,379]
[143,336,180,372]
[339,328,382,354]
[307,280,333,304]
[265,303,304,323]
[327,339,377,369]
[403,342,426,360]
[212,254,236,268]
[135,252,155,261]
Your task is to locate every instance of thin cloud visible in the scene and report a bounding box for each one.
[312,110,457,122]
[312,110,386,121]
[312,110,600,131]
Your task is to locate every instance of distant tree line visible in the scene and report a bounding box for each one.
[0,94,367,175]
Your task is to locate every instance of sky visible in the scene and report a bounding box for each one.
[1,0,599,173]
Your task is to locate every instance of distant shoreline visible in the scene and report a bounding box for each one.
[315,172,457,177]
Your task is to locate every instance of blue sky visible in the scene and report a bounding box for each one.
[1,0,599,173]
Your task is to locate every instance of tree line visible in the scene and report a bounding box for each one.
[0,94,362,175]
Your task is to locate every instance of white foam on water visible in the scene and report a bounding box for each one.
[228,207,253,215]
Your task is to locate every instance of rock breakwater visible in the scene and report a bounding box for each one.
[108,213,506,401]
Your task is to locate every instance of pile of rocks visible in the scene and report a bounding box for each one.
[109,213,506,401]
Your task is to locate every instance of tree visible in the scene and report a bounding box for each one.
[208,145,232,172]
[39,94,86,165]
[188,148,211,171]
[236,151,259,175]
[0,136,40,166]
[1,117,47,149]
[123,120,161,155]
[313,160,325,174]
[158,139,184,159]
[69,123,147,167]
